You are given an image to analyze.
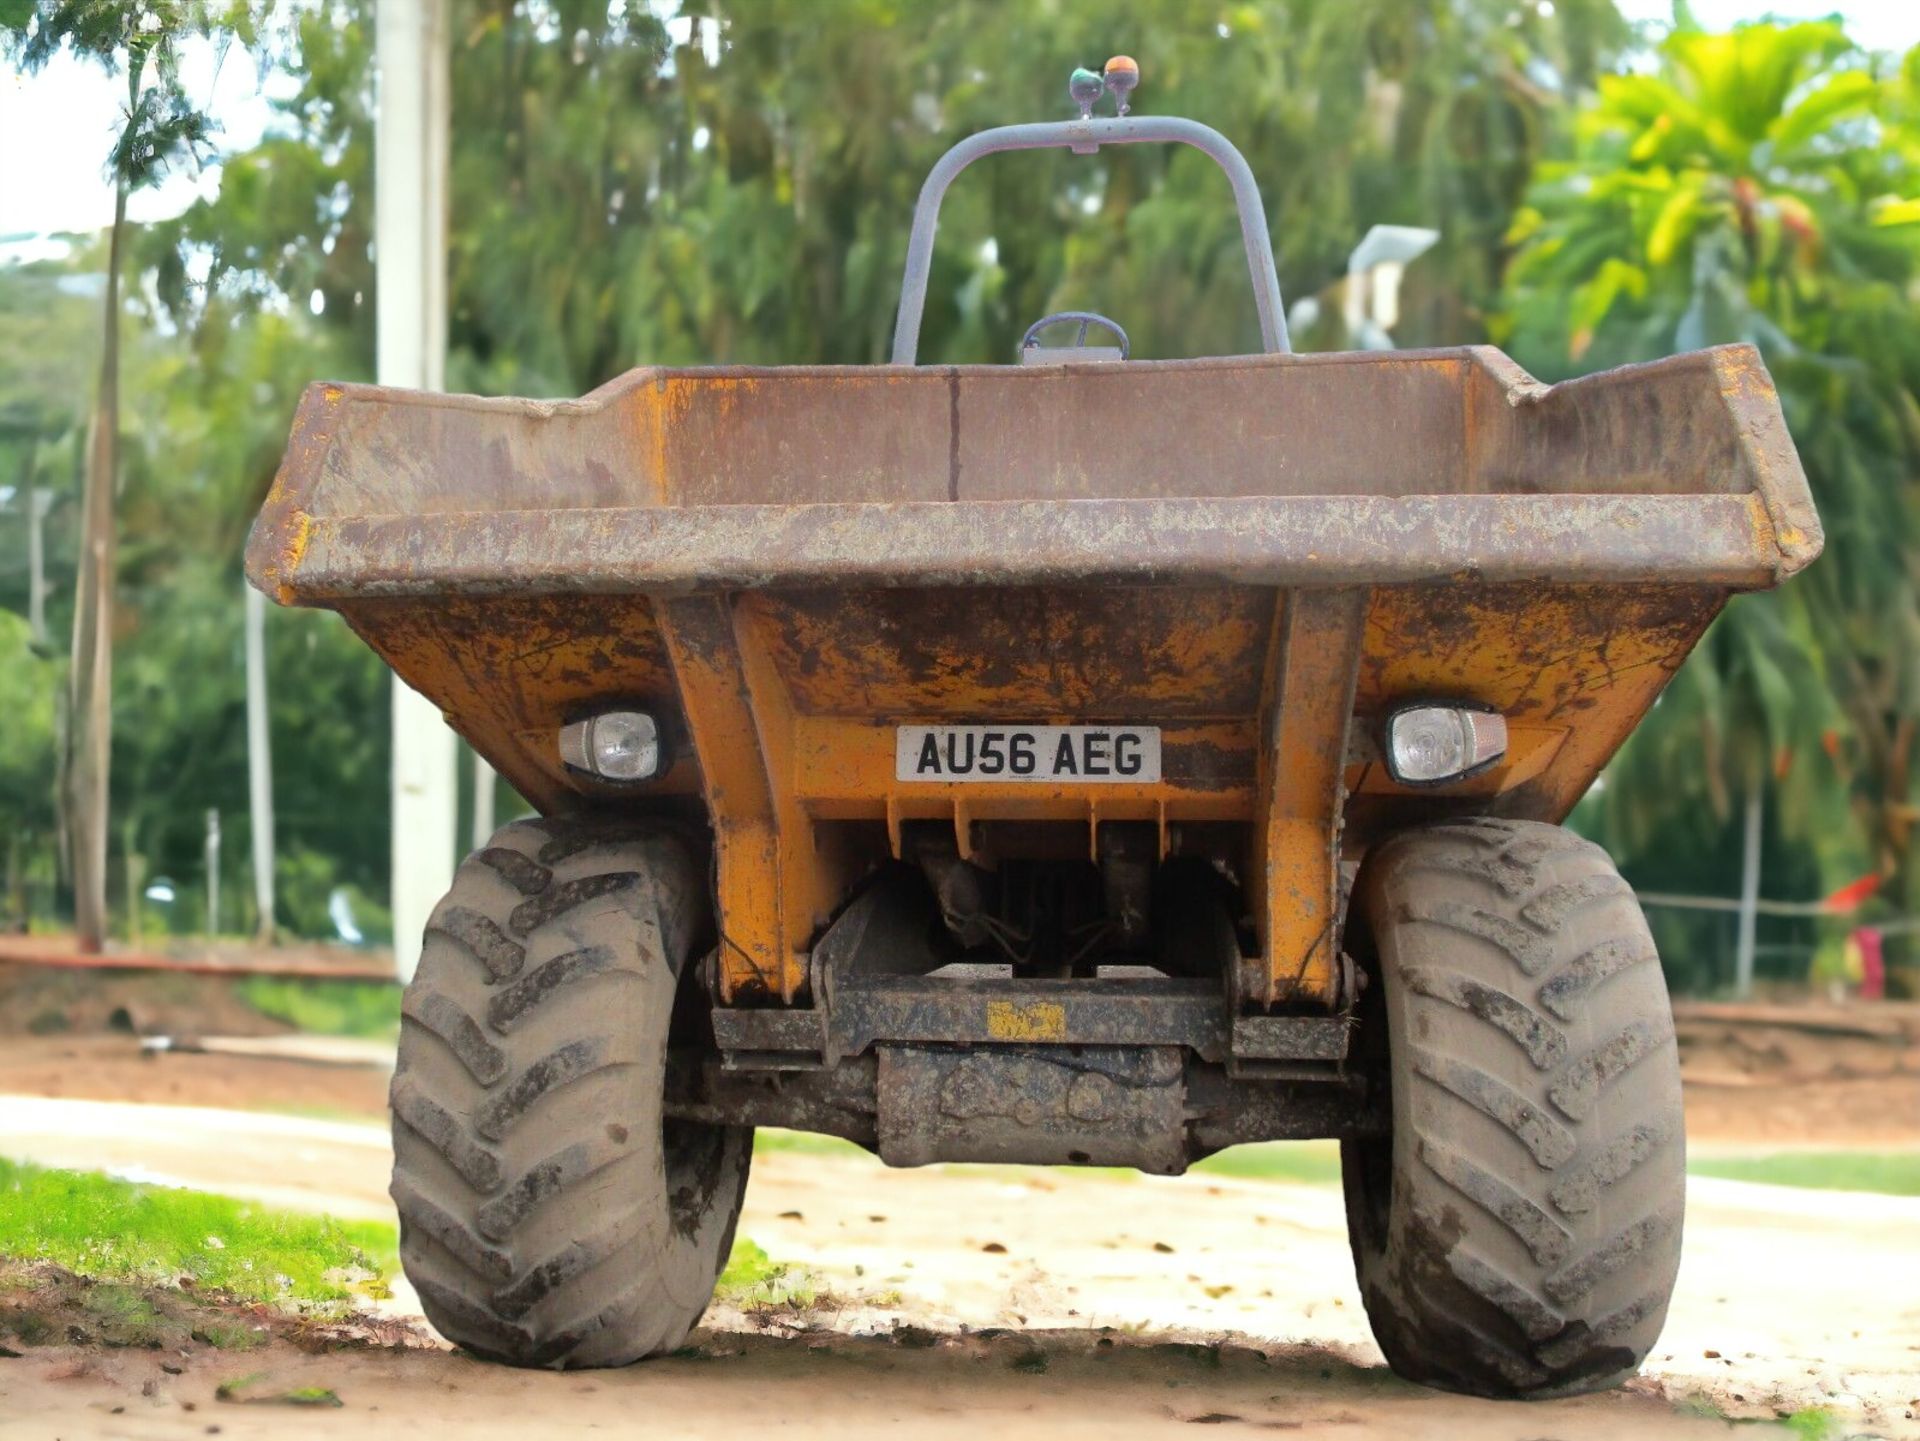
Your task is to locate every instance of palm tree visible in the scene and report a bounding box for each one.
[1503,20,1920,987]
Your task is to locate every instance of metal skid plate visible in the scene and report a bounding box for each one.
[709,973,1354,1070]
[666,1048,1387,1163]
[876,1044,1187,1173]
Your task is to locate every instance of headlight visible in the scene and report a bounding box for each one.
[559,709,663,782]
[1384,704,1507,786]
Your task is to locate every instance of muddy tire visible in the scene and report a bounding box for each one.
[1342,818,1684,1399]
[389,817,751,1368]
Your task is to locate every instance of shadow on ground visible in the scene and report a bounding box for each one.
[0,1267,1796,1440]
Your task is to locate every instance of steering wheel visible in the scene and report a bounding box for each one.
[1018,310,1131,361]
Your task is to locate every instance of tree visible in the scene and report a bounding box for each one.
[1503,21,1920,986]
[112,300,390,942]
[0,255,94,927]
[163,0,1627,394]
[2,0,246,947]
[119,0,1634,948]
[7,0,1638,946]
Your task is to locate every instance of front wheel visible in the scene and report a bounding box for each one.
[1342,818,1685,1398]
[389,817,751,1368]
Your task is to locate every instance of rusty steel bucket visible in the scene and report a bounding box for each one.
[247,342,1819,1010]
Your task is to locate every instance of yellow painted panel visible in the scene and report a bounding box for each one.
[986,1000,1069,1042]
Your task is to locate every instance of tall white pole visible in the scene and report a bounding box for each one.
[1734,785,1762,998]
[378,0,457,982]
[26,480,50,648]
[205,808,221,937]
[472,752,496,850]
[244,582,275,940]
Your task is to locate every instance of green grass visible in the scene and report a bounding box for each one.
[216,1374,344,1406]
[1687,1150,1920,1197]
[77,1283,170,1346]
[750,1130,1344,1184]
[714,1236,821,1310]
[1193,1141,1920,1197]
[1781,1408,1843,1441]
[760,1128,1920,1199]
[1193,1140,1343,1185]
[1185,1144,1920,1197]
[1682,1401,1847,1441]
[193,1318,268,1350]
[254,1102,389,1126]
[235,976,401,1039]
[0,1158,396,1304]
[283,1386,345,1407]
[753,1129,868,1159]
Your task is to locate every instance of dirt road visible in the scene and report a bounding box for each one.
[0,1310,1806,1441]
[3,1090,1917,1439]
[5,993,1917,1436]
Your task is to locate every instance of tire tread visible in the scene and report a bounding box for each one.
[1344,818,1686,1399]
[389,817,749,1369]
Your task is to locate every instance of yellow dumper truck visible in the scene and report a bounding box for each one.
[248,60,1820,1397]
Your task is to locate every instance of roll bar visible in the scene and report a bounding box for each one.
[891,114,1292,365]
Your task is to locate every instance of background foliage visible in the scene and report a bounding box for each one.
[2,1,1917,991]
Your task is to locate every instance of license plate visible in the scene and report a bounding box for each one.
[895,725,1161,783]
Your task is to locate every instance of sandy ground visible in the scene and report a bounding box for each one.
[2,989,1917,1438]
[0,1314,1828,1441]
[0,1036,394,1120]
[7,1028,1917,1146]
[2,1085,1918,1439]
